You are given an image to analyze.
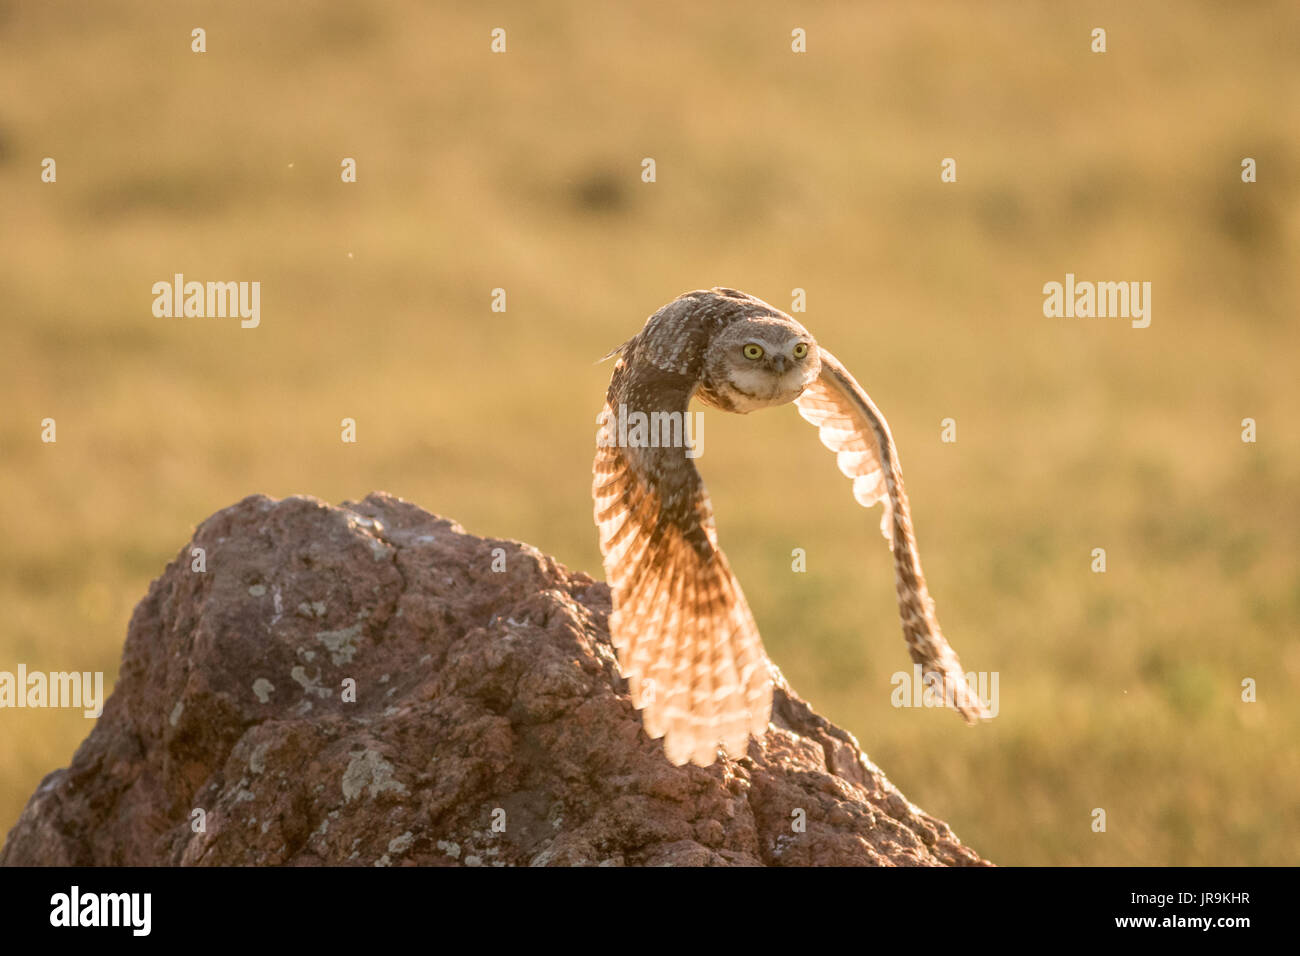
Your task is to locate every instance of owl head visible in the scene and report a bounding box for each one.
[700,306,821,413]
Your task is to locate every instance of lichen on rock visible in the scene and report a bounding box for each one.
[0,493,989,867]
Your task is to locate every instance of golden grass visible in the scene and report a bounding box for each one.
[1,1,1297,863]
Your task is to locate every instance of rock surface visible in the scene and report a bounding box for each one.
[1,493,989,866]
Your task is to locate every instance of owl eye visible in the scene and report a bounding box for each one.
[792,342,809,359]
[742,344,764,360]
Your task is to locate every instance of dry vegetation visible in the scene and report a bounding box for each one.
[1,1,1297,864]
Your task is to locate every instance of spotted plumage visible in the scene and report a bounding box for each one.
[593,288,987,766]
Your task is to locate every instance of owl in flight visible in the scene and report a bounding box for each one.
[593,288,988,767]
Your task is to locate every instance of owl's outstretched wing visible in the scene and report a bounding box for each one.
[796,349,989,722]
[593,406,773,766]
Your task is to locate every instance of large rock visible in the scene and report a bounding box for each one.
[0,493,989,866]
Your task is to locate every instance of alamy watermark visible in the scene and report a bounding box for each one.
[50,886,151,936]
[596,403,704,458]
[891,664,999,717]
[1043,273,1151,328]
[0,664,104,718]
[152,273,260,328]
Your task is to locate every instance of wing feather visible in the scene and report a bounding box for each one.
[795,350,989,723]
[594,402,771,765]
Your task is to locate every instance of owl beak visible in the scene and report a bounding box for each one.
[771,355,788,373]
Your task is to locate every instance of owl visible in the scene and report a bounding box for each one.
[593,288,988,767]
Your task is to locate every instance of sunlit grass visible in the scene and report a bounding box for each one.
[1,0,1297,864]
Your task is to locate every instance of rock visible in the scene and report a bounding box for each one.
[0,493,990,867]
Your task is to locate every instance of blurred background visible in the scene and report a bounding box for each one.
[2,1,1298,864]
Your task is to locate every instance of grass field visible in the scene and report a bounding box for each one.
[2,1,1298,864]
